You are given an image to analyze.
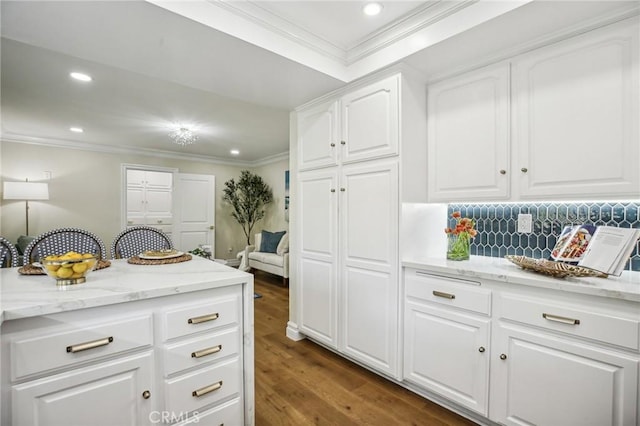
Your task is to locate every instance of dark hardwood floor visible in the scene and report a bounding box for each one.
[252,271,478,426]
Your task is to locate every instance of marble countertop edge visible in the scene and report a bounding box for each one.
[402,256,640,303]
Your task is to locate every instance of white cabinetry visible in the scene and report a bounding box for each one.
[404,270,491,415]
[512,20,639,200]
[490,292,639,426]
[297,74,399,172]
[127,169,173,235]
[427,19,639,201]
[402,265,640,426]
[295,71,426,378]
[427,63,510,201]
[1,286,247,426]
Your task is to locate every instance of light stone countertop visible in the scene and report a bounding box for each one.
[402,255,640,303]
[0,256,253,324]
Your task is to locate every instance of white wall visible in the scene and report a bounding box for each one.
[0,141,288,260]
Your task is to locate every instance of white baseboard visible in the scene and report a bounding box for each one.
[286,321,306,341]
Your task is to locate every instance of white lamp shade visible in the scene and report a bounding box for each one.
[3,182,49,200]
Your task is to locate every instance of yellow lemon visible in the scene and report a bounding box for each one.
[82,253,94,259]
[71,272,83,278]
[72,263,88,273]
[45,264,60,272]
[56,267,73,279]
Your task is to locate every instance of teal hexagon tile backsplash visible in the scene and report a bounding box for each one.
[448,202,640,272]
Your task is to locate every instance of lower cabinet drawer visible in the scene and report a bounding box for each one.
[174,398,243,425]
[163,328,240,376]
[162,292,241,341]
[498,293,640,351]
[405,269,490,315]
[164,357,241,415]
[11,314,153,380]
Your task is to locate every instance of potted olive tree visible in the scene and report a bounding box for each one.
[222,170,273,245]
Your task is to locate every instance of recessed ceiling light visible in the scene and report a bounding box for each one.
[69,127,84,133]
[230,149,240,155]
[70,72,92,82]
[363,2,383,16]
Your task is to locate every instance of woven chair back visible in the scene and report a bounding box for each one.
[111,226,173,259]
[0,236,19,268]
[23,228,107,264]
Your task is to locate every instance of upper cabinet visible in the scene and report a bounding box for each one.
[427,63,510,202]
[297,101,339,170]
[340,75,399,164]
[298,75,400,171]
[513,20,639,200]
[427,18,639,202]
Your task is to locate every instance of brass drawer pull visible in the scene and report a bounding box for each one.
[188,313,219,324]
[192,380,223,397]
[433,290,455,300]
[67,336,113,353]
[192,345,222,358]
[543,313,580,325]
[142,390,151,399]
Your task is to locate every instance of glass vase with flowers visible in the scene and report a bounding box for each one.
[445,211,477,261]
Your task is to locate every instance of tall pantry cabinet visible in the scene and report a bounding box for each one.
[293,70,427,378]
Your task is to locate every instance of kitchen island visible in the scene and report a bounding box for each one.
[0,256,254,425]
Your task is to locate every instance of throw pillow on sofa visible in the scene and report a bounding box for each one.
[276,232,289,255]
[260,230,286,253]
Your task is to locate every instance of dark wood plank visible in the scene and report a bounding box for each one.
[253,270,478,425]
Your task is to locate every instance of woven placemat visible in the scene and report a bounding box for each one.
[18,259,112,276]
[128,253,192,265]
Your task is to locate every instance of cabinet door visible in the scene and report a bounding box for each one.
[298,101,339,171]
[427,63,510,201]
[12,351,154,426]
[145,188,173,217]
[404,302,490,415]
[491,324,638,426]
[297,169,339,349]
[144,170,173,189]
[341,75,399,164]
[127,188,145,217]
[513,21,639,199]
[340,160,399,376]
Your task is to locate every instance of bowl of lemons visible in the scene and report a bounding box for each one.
[41,251,99,286]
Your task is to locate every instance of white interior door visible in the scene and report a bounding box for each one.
[172,173,215,254]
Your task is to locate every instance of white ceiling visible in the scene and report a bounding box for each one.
[1,0,637,164]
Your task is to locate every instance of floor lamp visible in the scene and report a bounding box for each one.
[3,180,50,236]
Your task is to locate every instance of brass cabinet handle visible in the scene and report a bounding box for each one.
[330,189,336,193]
[192,380,223,397]
[142,390,151,399]
[67,336,113,353]
[340,140,346,145]
[330,142,335,147]
[499,169,506,175]
[478,346,485,353]
[340,188,345,192]
[188,313,219,324]
[500,353,507,360]
[543,313,580,325]
[521,167,528,173]
[432,290,455,300]
[192,345,222,359]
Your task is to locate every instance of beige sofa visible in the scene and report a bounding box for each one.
[244,232,289,286]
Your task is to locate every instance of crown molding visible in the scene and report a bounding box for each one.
[2,134,288,168]
[346,0,476,64]
[148,0,531,82]
[425,4,640,84]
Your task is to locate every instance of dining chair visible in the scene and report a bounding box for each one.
[23,228,108,264]
[111,225,174,259]
[0,236,19,268]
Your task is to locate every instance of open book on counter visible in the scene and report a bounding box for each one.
[550,224,640,276]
